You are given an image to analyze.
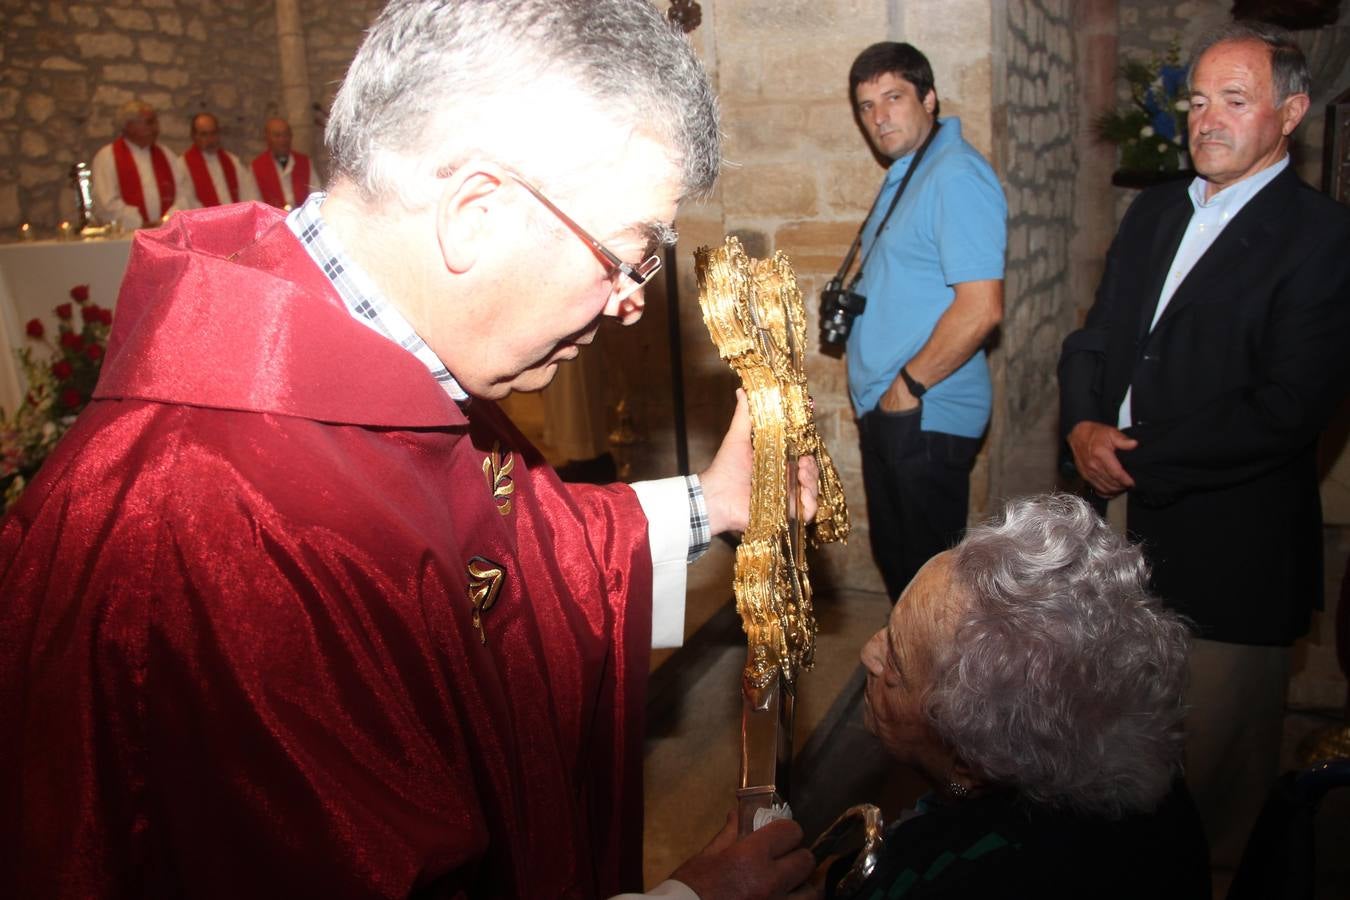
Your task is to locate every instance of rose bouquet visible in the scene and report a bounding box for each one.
[1095,44,1190,173]
[0,284,112,511]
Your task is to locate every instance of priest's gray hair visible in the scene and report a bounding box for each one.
[1189,20,1311,105]
[117,100,153,127]
[325,0,721,210]
[928,493,1190,818]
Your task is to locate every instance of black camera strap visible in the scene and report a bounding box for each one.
[833,120,942,289]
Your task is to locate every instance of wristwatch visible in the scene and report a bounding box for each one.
[899,365,927,399]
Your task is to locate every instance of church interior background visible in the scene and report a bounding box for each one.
[3,0,1350,893]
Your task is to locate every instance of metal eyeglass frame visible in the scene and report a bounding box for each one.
[504,171,663,304]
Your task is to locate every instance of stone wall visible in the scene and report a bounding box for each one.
[298,0,385,171]
[1,0,276,231]
[0,0,381,233]
[1067,0,1120,399]
[596,1,888,596]
[986,0,1078,504]
[613,0,888,586]
[591,0,1088,596]
[604,0,1021,596]
[1117,0,1215,75]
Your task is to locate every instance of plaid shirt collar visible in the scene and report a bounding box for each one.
[286,193,469,402]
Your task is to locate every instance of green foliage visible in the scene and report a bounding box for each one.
[1095,43,1190,174]
[0,286,112,511]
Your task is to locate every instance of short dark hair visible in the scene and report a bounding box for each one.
[849,42,936,106]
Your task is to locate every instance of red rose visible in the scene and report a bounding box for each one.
[55,303,73,320]
[52,360,74,380]
[25,318,44,339]
[70,284,90,303]
[60,388,83,409]
[85,344,104,362]
[60,331,84,351]
[97,307,113,325]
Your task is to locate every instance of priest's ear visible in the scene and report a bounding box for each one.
[433,161,511,274]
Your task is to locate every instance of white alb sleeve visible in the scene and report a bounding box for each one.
[608,878,700,900]
[629,476,691,649]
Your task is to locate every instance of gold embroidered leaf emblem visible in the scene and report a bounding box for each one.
[482,442,515,516]
[466,556,504,645]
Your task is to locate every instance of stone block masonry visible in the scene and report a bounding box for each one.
[0,0,383,231]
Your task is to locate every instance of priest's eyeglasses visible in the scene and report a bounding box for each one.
[505,172,663,305]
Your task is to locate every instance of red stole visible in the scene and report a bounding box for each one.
[112,137,175,224]
[252,152,312,209]
[183,146,239,206]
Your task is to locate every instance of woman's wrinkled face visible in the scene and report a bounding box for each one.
[860,552,958,776]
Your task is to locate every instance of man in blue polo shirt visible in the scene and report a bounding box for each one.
[845,42,1007,601]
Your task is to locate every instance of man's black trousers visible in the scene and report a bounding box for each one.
[858,407,979,601]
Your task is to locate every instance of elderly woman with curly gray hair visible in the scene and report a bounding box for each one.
[828,493,1211,899]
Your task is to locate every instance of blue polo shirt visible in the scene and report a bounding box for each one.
[846,117,1007,438]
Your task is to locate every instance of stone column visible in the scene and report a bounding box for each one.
[274,0,314,155]
[1070,0,1118,328]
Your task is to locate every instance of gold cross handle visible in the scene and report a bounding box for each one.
[695,236,849,833]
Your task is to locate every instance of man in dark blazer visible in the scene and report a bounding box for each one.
[1058,21,1350,868]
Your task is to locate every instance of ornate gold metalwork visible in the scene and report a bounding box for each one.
[1297,724,1350,767]
[466,556,504,644]
[695,236,850,695]
[810,804,885,899]
[482,442,515,516]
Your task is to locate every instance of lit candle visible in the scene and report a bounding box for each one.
[58,221,72,240]
[19,223,32,241]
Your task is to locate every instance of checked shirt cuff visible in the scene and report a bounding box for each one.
[685,474,711,562]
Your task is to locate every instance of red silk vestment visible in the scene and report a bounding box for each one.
[0,203,653,899]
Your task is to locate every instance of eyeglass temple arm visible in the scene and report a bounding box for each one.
[507,171,656,286]
[509,174,627,267]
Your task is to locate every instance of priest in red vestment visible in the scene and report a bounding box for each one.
[183,112,260,207]
[0,3,817,899]
[90,99,194,230]
[252,116,321,210]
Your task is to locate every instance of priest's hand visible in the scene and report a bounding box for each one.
[700,390,820,536]
[669,811,817,900]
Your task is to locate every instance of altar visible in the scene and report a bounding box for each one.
[0,236,134,417]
